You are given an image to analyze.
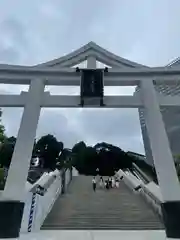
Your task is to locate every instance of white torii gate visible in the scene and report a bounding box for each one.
[1,42,180,239]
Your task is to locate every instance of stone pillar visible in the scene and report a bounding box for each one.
[0,79,44,239]
[87,55,96,69]
[138,108,154,166]
[140,79,180,239]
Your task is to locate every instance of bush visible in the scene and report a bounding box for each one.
[0,168,5,190]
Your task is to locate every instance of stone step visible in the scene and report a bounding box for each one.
[41,175,164,230]
[43,219,161,225]
[42,222,162,228]
[42,225,163,230]
[46,216,161,221]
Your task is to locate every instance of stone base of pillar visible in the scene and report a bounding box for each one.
[161,201,180,239]
[0,200,24,238]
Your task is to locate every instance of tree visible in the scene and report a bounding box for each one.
[0,141,15,168]
[0,113,10,169]
[35,134,63,170]
[0,136,16,168]
[0,109,7,144]
[6,136,16,144]
[56,148,73,170]
[174,154,180,180]
[0,125,6,144]
[94,142,133,175]
[72,142,90,175]
[72,141,133,176]
[72,141,86,153]
[0,167,5,190]
[78,146,98,175]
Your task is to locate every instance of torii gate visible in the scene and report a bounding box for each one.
[0,42,180,239]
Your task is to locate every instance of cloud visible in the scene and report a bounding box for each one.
[36,109,84,147]
[1,107,23,137]
[0,0,179,154]
[73,108,143,152]
[76,109,140,139]
[1,106,144,153]
[0,19,24,63]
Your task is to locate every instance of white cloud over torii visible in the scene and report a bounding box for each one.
[0,0,179,154]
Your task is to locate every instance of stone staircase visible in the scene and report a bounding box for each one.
[41,175,164,230]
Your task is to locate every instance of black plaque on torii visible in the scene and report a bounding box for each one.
[79,69,105,107]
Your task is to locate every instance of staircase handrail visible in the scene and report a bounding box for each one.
[28,169,60,194]
[118,169,162,217]
[132,163,152,184]
[140,183,162,205]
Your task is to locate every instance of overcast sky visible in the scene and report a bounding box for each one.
[0,0,179,153]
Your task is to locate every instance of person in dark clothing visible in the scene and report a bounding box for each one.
[108,177,112,188]
[105,180,109,190]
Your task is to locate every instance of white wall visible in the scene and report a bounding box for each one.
[21,168,72,233]
[32,173,62,232]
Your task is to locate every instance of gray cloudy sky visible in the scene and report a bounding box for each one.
[0,0,179,153]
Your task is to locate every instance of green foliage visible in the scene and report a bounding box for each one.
[0,139,15,168]
[56,148,73,170]
[175,161,180,180]
[72,141,133,176]
[0,124,6,144]
[35,134,63,170]
[0,110,6,144]
[74,146,98,175]
[72,141,86,153]
[0,168,4,179]
[173,155,180,180]
[0,168,5,190]
[6,136,16,144]
[176,165,180,177]
[0,109,10,169]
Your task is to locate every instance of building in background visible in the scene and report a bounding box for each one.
[136,58,180,166]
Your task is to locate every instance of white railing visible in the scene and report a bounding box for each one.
[117,169,163,217]
[32,171,62,232]
[139,183,162,217]
[20,168,72,233]
[118,169,143,190]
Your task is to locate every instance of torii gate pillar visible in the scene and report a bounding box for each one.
[141,79,180,239]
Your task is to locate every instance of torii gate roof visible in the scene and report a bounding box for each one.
[35,41,149,69]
